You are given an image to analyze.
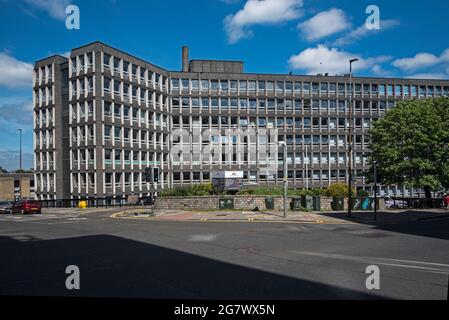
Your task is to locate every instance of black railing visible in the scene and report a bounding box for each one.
[38,196,155,208]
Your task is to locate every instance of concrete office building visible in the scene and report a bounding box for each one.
[33,41,449,201]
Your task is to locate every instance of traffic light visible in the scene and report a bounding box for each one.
[153,167,159,183]
[145,167,152,182]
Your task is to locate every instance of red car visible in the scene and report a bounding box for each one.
[10,200,42,214]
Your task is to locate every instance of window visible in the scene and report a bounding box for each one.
[239,80,247,92]
[258,81,266,91]
[220,80,229,92]
[276,81,284,92]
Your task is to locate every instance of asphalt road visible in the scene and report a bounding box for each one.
[0,209,448,300]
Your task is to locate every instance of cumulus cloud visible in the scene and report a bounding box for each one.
[0,53,33,88]
[288,44,391,75]
[334,19,399,47]
[297,8,350,41]
[24,0,72,20]
[224,0,304,44]
[392,53,440,71]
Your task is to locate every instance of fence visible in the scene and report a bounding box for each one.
[38,196,155,208]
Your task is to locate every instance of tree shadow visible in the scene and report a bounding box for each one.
[0,235,382,299]
[320,210,449,240]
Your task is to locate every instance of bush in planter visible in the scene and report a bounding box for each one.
[325,182,355,198]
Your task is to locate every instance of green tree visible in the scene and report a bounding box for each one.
[367,97,449,199]
[325,182,355,198]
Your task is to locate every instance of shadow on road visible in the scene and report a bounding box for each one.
[0,234,381,299]
[321,211,449,240]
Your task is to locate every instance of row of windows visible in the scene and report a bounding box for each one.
[34,64,54,85]
[103,103,169,126]
[35,173,55,189]
[35,151,55,169]
[173,133,368,146]
[173,115,373,129]
[102,53,168,89]
[103,125,169,146]
[172,97,396,111]
[34,86,55,106]
[171,78,449,97]
[34,130,54,148]
[102,77,169,106]
[70,52,94,74]
[35,108,55,127]
[172,170,362,181]
[70,77,94,98]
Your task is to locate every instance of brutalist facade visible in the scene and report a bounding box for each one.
[33,41,449,200]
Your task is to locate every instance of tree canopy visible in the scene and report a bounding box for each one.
[367,97,449,197]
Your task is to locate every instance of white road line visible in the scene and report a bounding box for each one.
[293,251,449,274]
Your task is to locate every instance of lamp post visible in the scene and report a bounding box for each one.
[348,58,359,218]
[279,141,287,218]
[18,128,22,199]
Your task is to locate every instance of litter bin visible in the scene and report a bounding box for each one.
[290,197,302,211]
[265,196,275,210]
[301,196,313,210]
[331,197,344,211]
[312,196,321,211]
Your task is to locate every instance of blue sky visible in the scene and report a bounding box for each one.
[1,0,449,170]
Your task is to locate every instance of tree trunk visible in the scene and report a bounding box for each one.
[424,186,432,208]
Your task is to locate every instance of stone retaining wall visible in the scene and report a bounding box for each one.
[154,195,342,211]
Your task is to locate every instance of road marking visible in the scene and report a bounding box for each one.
[189,234,218,242]
[293,251,449,274]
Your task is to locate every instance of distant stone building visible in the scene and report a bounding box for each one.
[0,173,35,201]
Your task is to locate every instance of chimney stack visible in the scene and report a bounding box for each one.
[182,46,189,72]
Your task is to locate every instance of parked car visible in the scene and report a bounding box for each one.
[0,201,13,214]
[384,196,408,209]
[10,200,42,214]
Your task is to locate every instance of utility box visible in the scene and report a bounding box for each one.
[291,197,302,211]
[331,197,345,211]
[265,196,275,210]
[211,171,243,193]
[313,196,321,211]
[301,195,314,210]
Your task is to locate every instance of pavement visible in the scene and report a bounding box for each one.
[114,207,449,225]
[1,207,449,299]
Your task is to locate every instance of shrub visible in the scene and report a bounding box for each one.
[160,183,214,197]
[357,189,370,197]
[325,182,355,198]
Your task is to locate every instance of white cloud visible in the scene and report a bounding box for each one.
[297,8,350,41]
[224,0,304,44]
[0,53,33,88]
[24,0,72,20]
[288,45,390,75]
[406,73,449,80]
[392,53,440,71]
[334,19,399,47]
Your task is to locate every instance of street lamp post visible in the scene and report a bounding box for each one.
[18,128,22,199]
[279,141,287,218]
[348,58,359,218]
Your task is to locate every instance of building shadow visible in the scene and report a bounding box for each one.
[320,210,449,241]
[0,235,381,299]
